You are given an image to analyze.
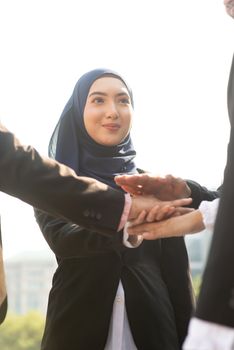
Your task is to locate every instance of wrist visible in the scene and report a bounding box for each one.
[118,193,132,231]
[189,210,205,233]
[128,195,135,220]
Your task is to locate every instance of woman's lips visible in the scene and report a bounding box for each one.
[102,123,120,131]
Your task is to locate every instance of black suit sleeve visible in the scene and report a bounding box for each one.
[194,55,234,327]
[196,129,234,327]
[34,209,117,258]
[186,179,219,208]
[0,124,125,235]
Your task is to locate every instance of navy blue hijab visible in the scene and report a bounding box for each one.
[49,68,137,190]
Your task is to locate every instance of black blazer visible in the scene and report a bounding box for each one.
[196,54,234,327]
[34,180,217,350]
[0,123,125,324]
[0,123,125,234]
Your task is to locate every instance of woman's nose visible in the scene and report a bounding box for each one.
[106,103,119,119]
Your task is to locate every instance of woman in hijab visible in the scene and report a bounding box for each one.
[34,68,194,350]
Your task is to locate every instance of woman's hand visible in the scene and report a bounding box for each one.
[129,197,193,226]
[115,173,191,200]
[127,209,205,240]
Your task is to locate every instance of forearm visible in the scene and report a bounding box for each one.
[155,210,204,237]
[0,125,125,234]
[175,210,205,235]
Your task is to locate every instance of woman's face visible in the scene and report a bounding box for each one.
[83,76,133,146]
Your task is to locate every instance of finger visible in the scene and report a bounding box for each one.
[121,185,143,195]
[155,205,175,221]
[156,206,176,220]
[146,205,175,222]
[174,207,195,215]
[142,232,162,240]
[171,198,192,207]
[129,210,147,226]
[146,205,159,222]
[115,176,144,195]
[114,175,134,185]
[115,174,130,181]
[115,174,142,186]
[122,174,156,188]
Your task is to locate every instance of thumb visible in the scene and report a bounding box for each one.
[142,232,161,240]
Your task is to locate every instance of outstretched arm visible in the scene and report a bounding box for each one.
[1,125,190,236]
[127,198,220,240]
[0,124,125,235]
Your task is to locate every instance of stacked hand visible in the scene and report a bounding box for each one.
[115,173,191,200]
[115,174,199,240]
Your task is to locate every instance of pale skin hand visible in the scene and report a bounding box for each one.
[127,209,205,240]
[115,174,191,200]
[129,196,193,222]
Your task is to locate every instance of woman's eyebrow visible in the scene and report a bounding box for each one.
[88,92,129,98]
[116,92,130,97]
[88,91,107,97]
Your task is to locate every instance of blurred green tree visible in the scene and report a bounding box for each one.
[0,311,44,350]
[192,274,202,298]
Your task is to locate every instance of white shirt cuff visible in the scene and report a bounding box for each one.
[183,317,234,350]
[122,222,143,248]
[199,198,220,230]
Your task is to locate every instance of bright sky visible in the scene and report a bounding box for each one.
[0,0,233,259]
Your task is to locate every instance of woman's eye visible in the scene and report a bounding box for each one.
[93,97,104,104]
[119,98,130,104]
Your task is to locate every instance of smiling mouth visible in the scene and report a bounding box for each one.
[102,124,120,131]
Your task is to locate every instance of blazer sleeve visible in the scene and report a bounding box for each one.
[196,131,234,326]
[161,237,195,347]
[0,124,125,235]
[194,55,234,327]
[186,179,220,209]
[34,209,118,258]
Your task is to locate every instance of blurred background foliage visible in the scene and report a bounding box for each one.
[0,311,44,350]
